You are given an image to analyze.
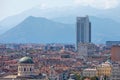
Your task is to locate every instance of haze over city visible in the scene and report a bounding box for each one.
[0,0,120,80]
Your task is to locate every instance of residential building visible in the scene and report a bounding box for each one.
[77,43,97,57]
[97,61,112,77]
[111,45,120,62]
[82,68,97,77]
[111,63,120,80]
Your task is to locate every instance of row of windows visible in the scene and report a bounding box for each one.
[19,67,32,71]
[112,75,120,77]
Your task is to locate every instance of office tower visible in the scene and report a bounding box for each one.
[111,45,120,62]
[76,16,91,51]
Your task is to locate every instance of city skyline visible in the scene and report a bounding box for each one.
[0,0,120,80]
[0,0,120,44]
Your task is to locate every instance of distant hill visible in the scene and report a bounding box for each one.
[0,25,3,30]
[0,12,29,34]
[0,16,75,43]
[0,16,120,44]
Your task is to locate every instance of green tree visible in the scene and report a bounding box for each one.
[74,74,81,80]
[81,77,90,80]
[91,76,99,80]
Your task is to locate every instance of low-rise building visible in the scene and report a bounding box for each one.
[111,63,120,80]
[77,43,97,58]
[111,45,120,62]
[82,68,97,77]
[97,61,112,77]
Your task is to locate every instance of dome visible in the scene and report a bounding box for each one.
[19,57,34,64]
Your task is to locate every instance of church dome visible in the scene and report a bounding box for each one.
[19,56,34,64]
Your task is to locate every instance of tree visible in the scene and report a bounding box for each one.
[74,74,81,80]
[91,76,99,80]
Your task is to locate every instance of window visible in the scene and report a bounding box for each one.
[30,68,32,71]
[24,68,26,71]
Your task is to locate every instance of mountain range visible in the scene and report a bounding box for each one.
[0,16,75,43]
[0,15,120,44]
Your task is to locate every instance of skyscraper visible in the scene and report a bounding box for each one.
[76,16,91,51]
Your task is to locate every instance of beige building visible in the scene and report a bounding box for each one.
[2,56,48,80]
[18,57,36,77]
[83,68,97,77]
[97,61,112,77]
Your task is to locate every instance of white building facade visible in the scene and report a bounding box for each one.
[82,68,97,77]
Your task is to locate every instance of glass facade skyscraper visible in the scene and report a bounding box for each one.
[76,16,91,51]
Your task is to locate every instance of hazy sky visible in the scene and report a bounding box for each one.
[0,0,120,20]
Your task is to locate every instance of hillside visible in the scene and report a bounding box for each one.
[0,16,75,43]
